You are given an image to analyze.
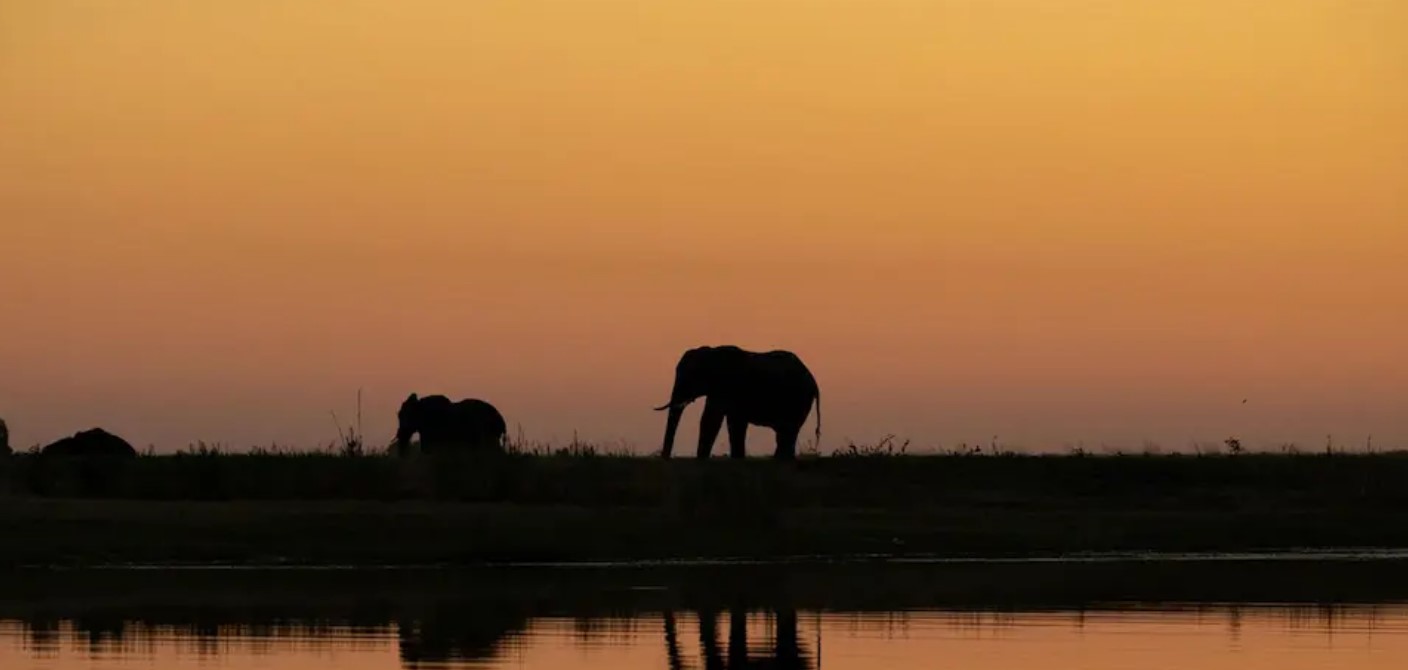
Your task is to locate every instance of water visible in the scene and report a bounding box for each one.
[5,558,1408,669]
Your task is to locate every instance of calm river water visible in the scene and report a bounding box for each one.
[4,557,1408,669]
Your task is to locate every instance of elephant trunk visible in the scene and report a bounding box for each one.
[394,424,415,457]
[660,404,685,458]
[657,375,700,458]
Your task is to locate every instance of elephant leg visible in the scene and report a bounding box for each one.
[700,609,725,670]
[775,425,800,460]
[775,608,802,665]
[726,415,749,459]
[697,399,725,459]
[728,606,748,668]
[664,610,685,670]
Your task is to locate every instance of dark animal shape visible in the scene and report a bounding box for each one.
[665,607,813,670]
[395,393,507,456]
[41,428,137,458]
[396,603,529,669]
[0,417,9,456]
[655,345,821,460]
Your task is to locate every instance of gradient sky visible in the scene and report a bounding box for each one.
[2,1,1405,453]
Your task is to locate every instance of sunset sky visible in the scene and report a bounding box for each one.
[2,1,1404,453]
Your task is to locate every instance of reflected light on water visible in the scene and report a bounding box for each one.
[5,604,1408,669]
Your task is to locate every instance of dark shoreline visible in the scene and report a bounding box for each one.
[5,452,1408,566]
[2,498,1408,567]
[9,556,1408,608]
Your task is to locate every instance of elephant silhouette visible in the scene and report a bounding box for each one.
[0,417,9,456]
[664,607,813,670]
[40,428,137,458]
[654,346,821,460]
[33,427,137,497]
[394,393,508,456]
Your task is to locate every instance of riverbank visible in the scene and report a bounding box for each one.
[4,452,1408,566]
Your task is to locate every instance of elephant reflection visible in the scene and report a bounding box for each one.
[396,604,529,669]
[664,607,813,670]
[654,346,822,460]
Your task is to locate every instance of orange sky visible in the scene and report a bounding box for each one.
[2,0,1405,452]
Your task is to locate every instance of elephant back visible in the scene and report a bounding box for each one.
[454,399,506,431]
[451,399,508,449]
[413,397,508,455]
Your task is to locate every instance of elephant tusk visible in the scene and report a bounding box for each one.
[652,403,674,411]
[653,400,693,411]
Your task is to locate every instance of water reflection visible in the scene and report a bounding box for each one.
[664,608,811,670]
[11,608,821,669]
[396,603,530,668]
[7,559,1408,668]
[11,603,1408,669]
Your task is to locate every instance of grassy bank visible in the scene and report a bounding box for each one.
[4,451,1408,565]
[7,449,1408,505]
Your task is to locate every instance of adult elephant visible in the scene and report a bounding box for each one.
[395,393,508,456]
[41,428,138,457]
[654,345,821,460]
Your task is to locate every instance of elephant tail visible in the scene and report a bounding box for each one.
[813,386,822,452]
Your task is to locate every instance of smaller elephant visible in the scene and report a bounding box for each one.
[0,417,9,456]
[395,393,508,456]
[41,428,138,458]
